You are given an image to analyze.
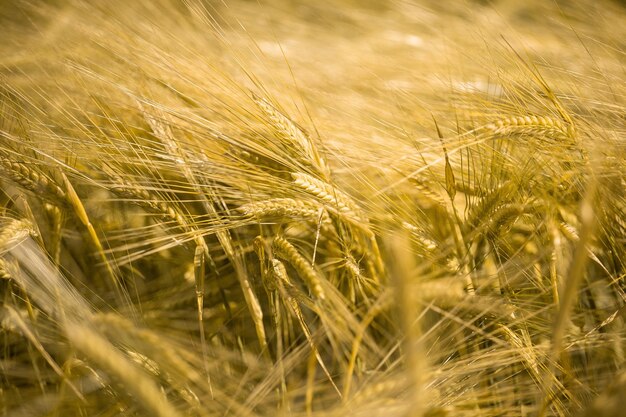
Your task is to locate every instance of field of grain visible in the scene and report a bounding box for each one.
[1,1,625,416]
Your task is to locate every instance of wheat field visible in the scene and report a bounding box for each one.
[1,1,625,416]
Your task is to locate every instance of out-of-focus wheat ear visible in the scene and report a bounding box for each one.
[253,93,329,177]
[433,116,456,201]
[305,347,317,415]
[579,369,626,417]
[137,100,176,151]
[137,100,199,186]
[549,222,563,306]
[3,305,85,401]
[13,195,45,249]
[65,321,183,417]
[449,215,475,295]
[343,290,392,399]
[344,252,363,284]
[479,250,503,294]
[540,180,598,417]
[349,378,406,408]
[409,176,448,209]
[415,278,467,308]
[402,222,438,252]
[367,232,385,279]
[553,181,598,337]
[559,222,579,242]
[311,205,325,267]
[61,172,122,295]
[386,231,426,416]
[559,221,608,274]
[272,235,325,300]
[45,203,64,264]
[93,313,215,411]
[342,251,380,303]
[497,324,568,416]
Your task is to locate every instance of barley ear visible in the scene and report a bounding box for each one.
[272,235,325,300]
[253,93,329,176]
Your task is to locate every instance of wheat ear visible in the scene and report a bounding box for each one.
[0,151,66,204]
[402,221,438,251]
[65,321,182,417]
[267,257,340,397]
[93,313,205,387]
[238,198,329,221]
[3,305,85,400]
[484,115,570,137]
[105,168,212,248]
[0,258,10,279]
[104,166,189,227]
[292,172,364,220]
[272,235,325,300]
[0,218,37,251]
[253,94,328,175]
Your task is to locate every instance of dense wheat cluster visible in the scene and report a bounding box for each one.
[1,1,625,416]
